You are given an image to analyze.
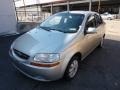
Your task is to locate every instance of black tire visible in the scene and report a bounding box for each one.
[98,36,104,48]
[64,56,80,80]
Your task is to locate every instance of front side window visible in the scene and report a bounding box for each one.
[86,15,96,28]
[84,15,96,34]
[95,14,103,27]
[39,12,85,33]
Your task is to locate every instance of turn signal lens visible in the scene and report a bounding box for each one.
[30,62,60,67]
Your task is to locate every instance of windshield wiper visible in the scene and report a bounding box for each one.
[39,26,51,31]
[49,28,65,33]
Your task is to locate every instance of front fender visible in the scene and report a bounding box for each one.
[60,48,81,77]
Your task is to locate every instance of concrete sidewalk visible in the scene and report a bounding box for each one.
[105,20,120,37]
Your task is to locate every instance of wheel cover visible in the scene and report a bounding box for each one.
[68,60,78,78]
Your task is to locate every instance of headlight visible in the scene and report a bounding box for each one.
[33,53,60,63]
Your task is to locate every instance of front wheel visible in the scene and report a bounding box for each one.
[64,56,79,80]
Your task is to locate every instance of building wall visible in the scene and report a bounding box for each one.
[0,0,17,34]
[15,0,120,22]
[15,0,38,7]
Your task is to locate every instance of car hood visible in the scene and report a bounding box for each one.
[13,28,77,56]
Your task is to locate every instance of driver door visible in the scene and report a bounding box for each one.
[82,15,98,58]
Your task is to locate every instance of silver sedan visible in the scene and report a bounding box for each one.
[9,11,105,81]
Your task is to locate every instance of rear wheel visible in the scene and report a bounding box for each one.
[98,36,104,48]
[64,56,79,80]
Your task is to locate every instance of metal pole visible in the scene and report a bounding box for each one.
[67,1,70,11]
[51,3,53,15]
[37,5,39,22]
[38,0,43,21]
[40,5,43,22]
[89,0,92,11]
[23,0,26,19]
[36,0,40,21]
[119,6,120,19]
[12,0,18,22]
[98,0,101,13]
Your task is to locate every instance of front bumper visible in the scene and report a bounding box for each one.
[9,50,64,81]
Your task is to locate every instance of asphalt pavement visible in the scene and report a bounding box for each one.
[0,34,120,90]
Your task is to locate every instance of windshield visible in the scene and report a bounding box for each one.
[39,12,85,33]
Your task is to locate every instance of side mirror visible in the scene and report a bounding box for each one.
[86,27,97,34]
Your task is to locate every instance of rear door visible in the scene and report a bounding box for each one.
[94,14,104,45]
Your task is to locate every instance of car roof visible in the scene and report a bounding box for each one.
[60,11,97,16]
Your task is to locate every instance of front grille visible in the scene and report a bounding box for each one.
[13,49,30,60]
